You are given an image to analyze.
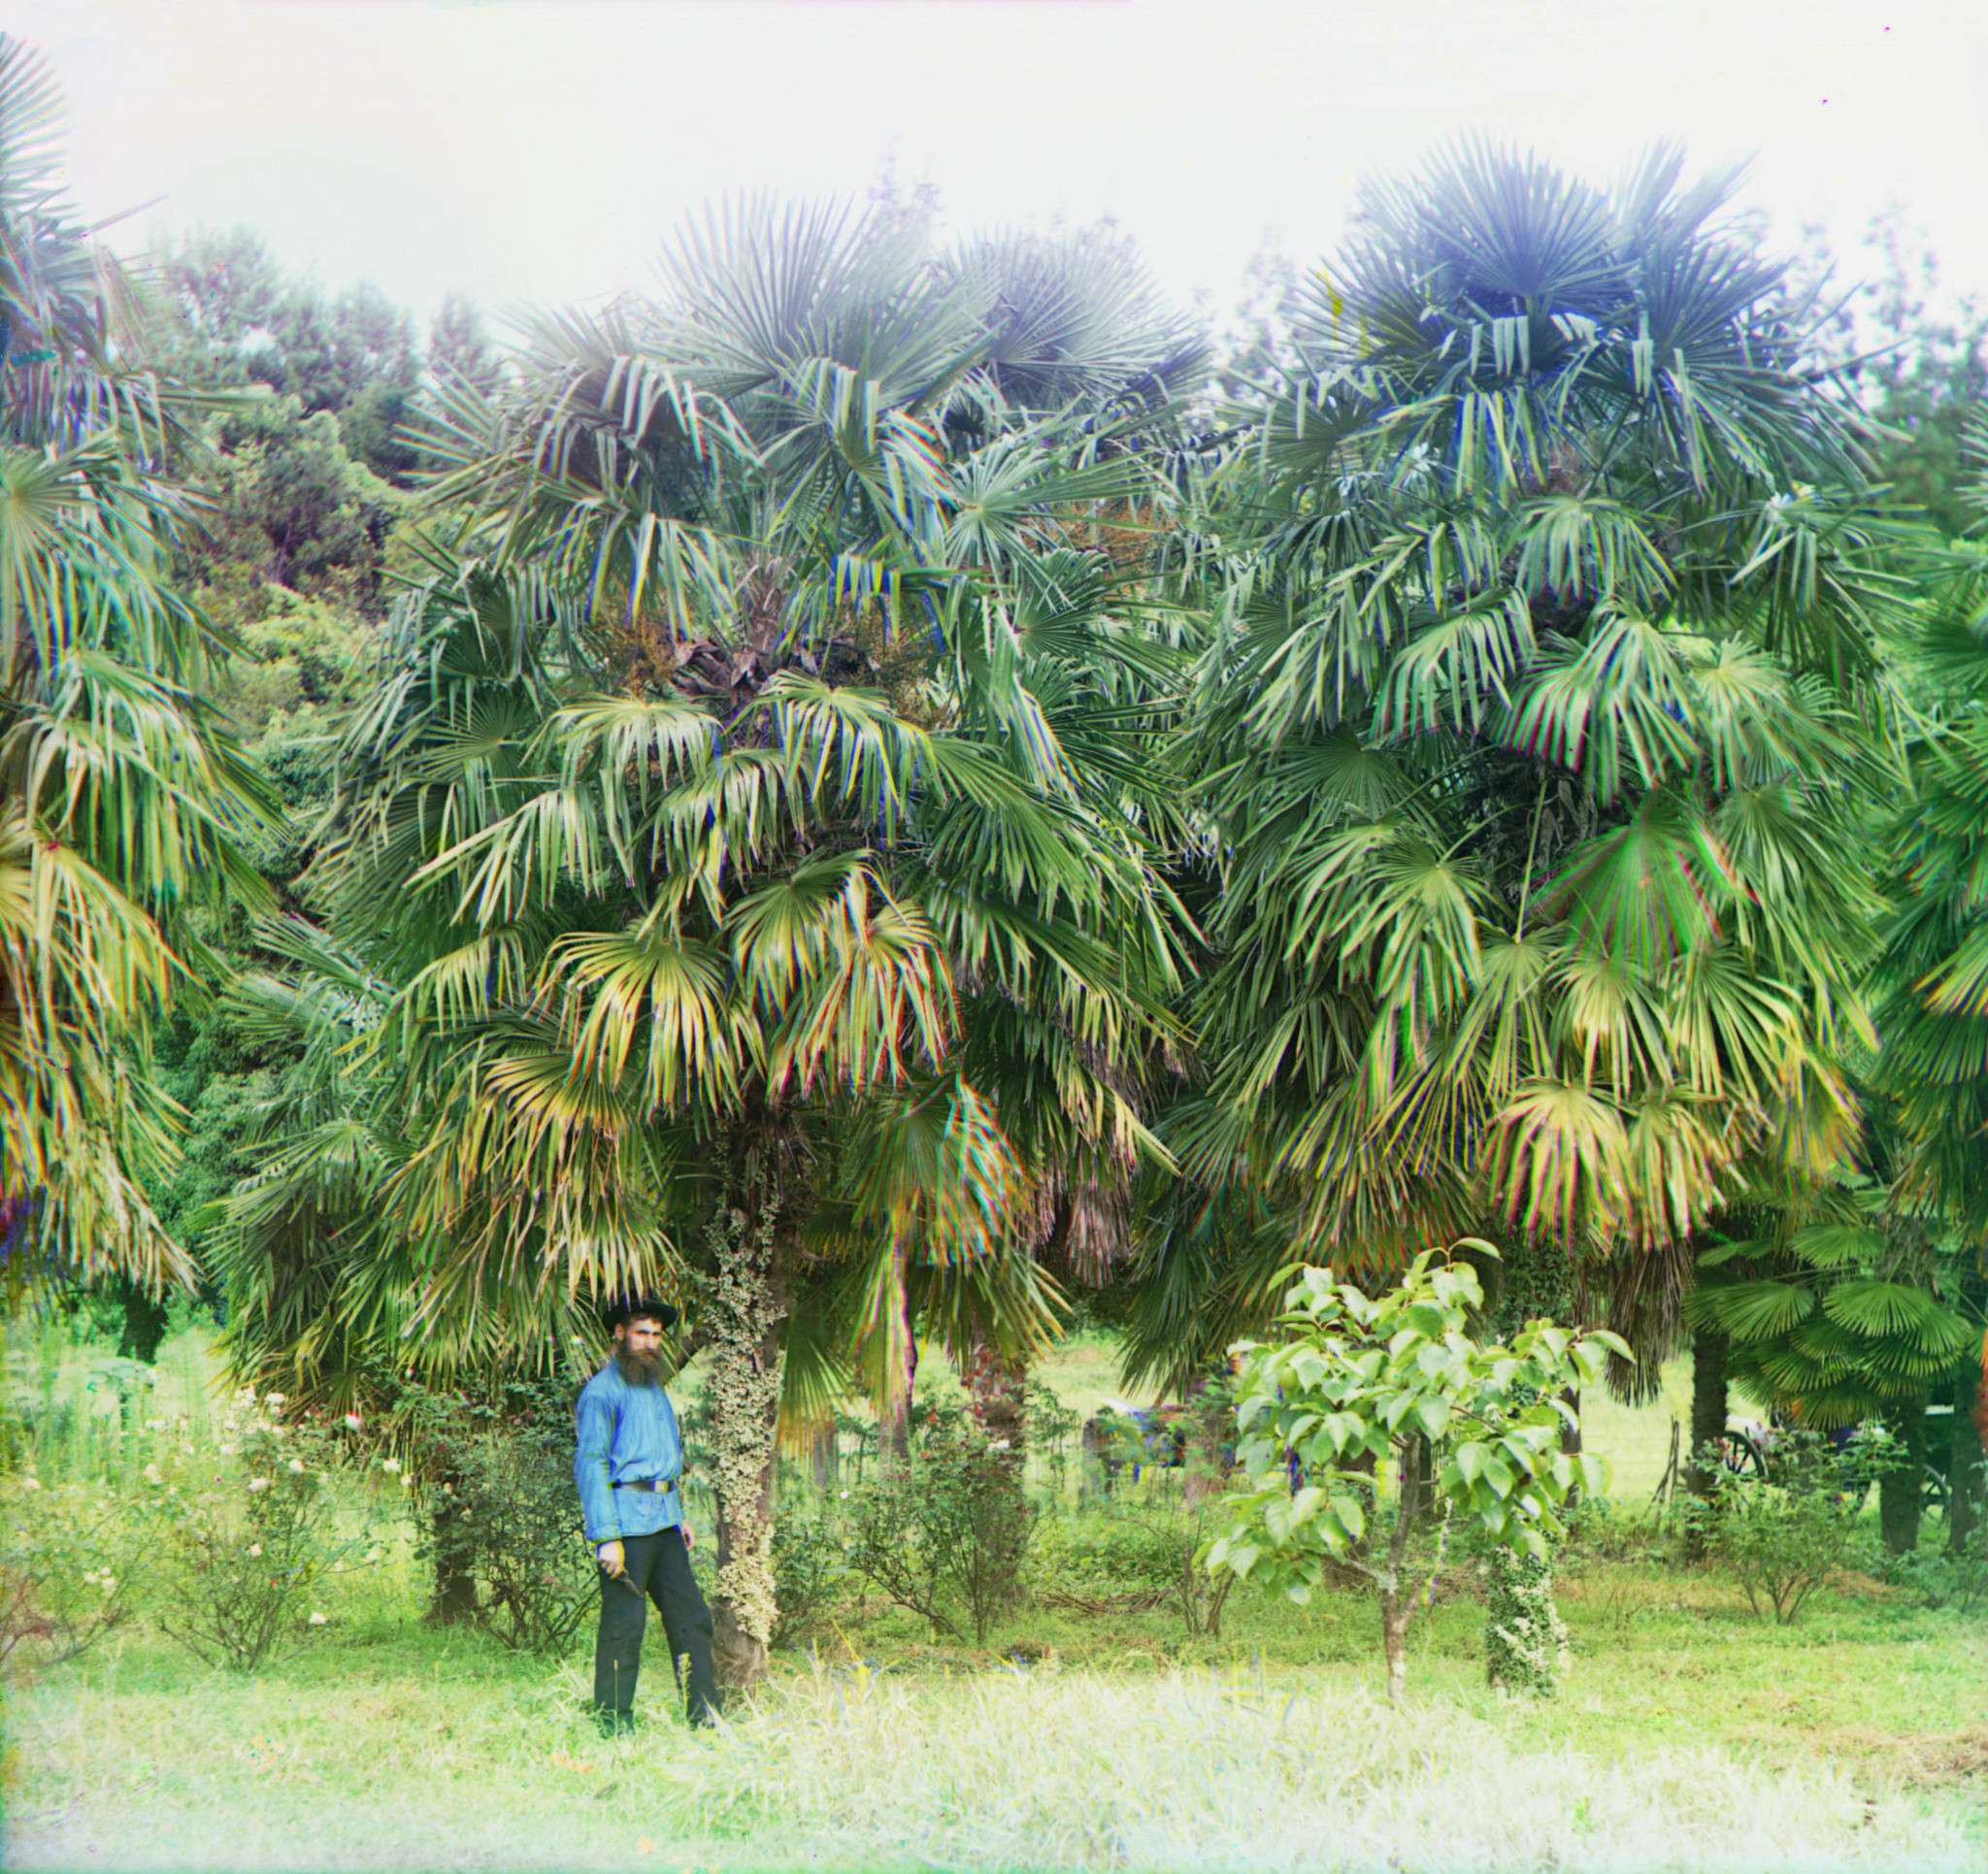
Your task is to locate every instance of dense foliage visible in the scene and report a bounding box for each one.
[5,27,1984,1685]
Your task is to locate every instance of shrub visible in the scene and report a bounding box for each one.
[1698,1428,1898,1624]
[147,1414,363,1670]
[847,1402,1036,1643]
[417,1424,594,1655]
[1025,1382,1080,1491]
[1035,1501,1237,1635]
[1,1468,148,1677]
[770,1498,851,1643]
[394,1376,594,1655]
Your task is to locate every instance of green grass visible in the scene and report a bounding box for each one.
[6,1598,1983,1873]
[5,1323,1984,1872]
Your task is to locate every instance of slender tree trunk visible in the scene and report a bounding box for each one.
[1951,1358,1983,1558]
[1380,1583,1411,1705]
[810,1424,837,1492]
[707,1191,786,1688]
[1376,1434,1425,1704]
[1881,1391,1930,1557]
[1685,1328,1730,1558]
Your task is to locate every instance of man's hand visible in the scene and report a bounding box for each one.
[681,1524,694,1552]
[596,1539,626,1579]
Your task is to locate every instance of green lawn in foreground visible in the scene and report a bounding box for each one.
[6,1550,1984,1873]
[7,1325,1983,1872]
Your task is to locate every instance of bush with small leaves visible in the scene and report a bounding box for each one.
[770,1498,851,1644]
[145,1403,364,1671]
[1,1467,149,1679]
[847,1402,1037,1643]
[1698,1427,1901,1624]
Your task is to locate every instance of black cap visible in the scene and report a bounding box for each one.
[603,1293,680,1332]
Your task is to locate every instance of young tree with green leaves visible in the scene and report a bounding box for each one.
[1207,1244,1623,1702]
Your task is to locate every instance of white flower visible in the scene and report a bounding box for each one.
[344,1414,363,1430]
[144,1463,163,1484]
[309,1611,326,1626]
[265,1394,286,1407]
[381,1458,401,1474]
[288,1459,305,1473]
[248,1543,263,1558]
[248,1477,270,1493]
[839,1490,850,1499]
[99,1576,116,1594]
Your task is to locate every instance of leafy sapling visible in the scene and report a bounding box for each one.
[1204,1243,1628,1702]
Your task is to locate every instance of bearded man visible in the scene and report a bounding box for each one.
[574,1294,718,1731]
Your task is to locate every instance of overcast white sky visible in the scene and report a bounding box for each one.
[17,0,1988,331]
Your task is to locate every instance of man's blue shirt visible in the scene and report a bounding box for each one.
[573,1361,686,1542]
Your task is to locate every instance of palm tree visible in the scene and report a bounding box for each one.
[0,34,271,1300]
[1870,497,1988,1550]
[1148,142,1902,1394]
[216,198,1195,1682]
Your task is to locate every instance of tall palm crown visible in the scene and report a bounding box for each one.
[0,36,269,1296]
[1146,144,1900,1372]
[215,195,1198,1674]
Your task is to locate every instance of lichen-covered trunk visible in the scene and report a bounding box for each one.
[706,1197,786,1688]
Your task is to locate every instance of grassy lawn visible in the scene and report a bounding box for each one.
[5,1325,1984,1872]
[6,1545,1983,1872]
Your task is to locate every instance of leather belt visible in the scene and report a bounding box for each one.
[612,1477,678,1494]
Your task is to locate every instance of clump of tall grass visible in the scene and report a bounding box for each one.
[679,1665,1975,1873]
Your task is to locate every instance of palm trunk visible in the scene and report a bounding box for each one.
[1559,1384,1582,1507]
[1686,1328,1729,1558]
[964,1334,1027,1474]
[1880,1391,1929,1557]
[878,1247,918,1468]
[1181,1370,1230,1507]
[706,1192,786,1688]
[1950,1356,1983,1558]
[425,1467,479,1626]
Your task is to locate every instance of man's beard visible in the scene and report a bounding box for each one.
[615,1347,664,1387]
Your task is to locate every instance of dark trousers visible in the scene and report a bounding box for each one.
[591,1527,719,1726]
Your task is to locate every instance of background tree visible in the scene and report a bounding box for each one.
[1143,144,1903,1458]
[0,33,273,1303]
